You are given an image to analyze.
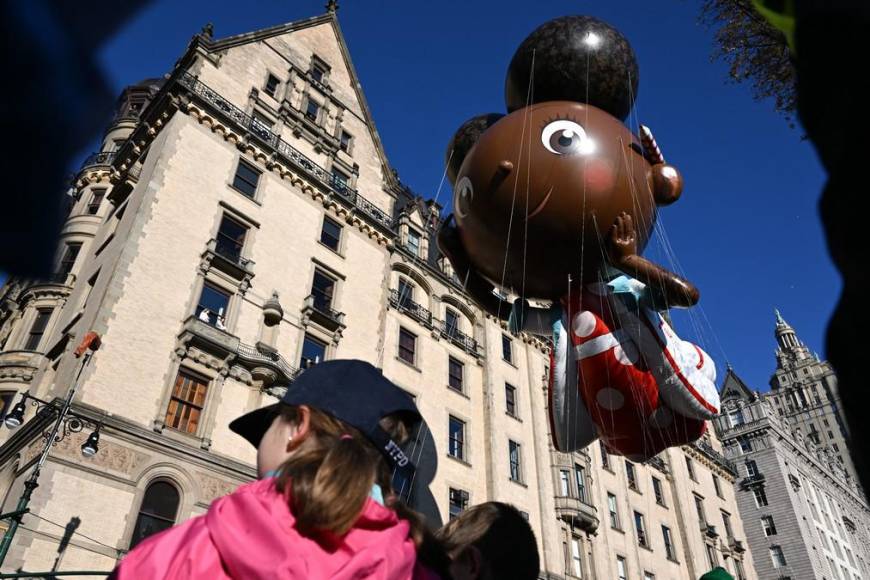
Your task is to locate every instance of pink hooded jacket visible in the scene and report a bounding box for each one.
[110,478,440,579]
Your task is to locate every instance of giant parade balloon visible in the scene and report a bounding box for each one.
[437,15,720,461]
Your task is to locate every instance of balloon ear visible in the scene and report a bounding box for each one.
[446,113,504,186]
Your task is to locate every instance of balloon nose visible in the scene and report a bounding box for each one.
[498,160,514,174]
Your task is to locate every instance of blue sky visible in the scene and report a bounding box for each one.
[12,0,836,393]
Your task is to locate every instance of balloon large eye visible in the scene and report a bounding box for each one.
[541,120,594,155]
[455,176,474,218]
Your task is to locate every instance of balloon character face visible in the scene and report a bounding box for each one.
[452,101,657,299]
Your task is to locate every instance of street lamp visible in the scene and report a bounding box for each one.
[0,331,101,567]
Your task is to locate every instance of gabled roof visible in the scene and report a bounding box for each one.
[194,10,400,192]
[719,366,757,402]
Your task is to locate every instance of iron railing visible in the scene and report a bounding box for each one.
[388,289,432,327]
[236,342,300,382]
[80,151,116,169]
[438,320,481,356]
[177,72,393,230]
[693,439,737,476]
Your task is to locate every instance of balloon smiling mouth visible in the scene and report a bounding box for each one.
[526,186,553,221]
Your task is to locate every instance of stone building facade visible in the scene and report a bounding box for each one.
[0,8,755,578]
[714,317,870,580]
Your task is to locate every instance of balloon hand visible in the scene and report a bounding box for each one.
[607,212,638,265]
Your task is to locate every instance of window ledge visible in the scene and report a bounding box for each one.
[638,543,654,553]
[447,386,470,400]
[630,487,642,496]
[509,478,528,488]
[227,183,262,205]
[395,356,422,373]
[666,557,681,565]
[317,240,345,258]
[506,412,522,422]
[611,526,625,535]
[502,358,518,369]
[446,455,472,468]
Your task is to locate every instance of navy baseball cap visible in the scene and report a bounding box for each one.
[229,359,421,483]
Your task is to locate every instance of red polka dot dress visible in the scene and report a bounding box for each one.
[547,277,719,461]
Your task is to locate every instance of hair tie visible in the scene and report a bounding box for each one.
[340,434,353,441]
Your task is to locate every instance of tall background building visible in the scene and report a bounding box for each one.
[713,315,869,580]
[0,7,755,578]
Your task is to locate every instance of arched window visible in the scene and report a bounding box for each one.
[129,480,180,549]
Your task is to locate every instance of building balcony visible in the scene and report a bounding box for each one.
[200,238,255,288]
[554,495,599,534]
[0,350,45,387]
[701,523,719,538]
[388,289,433,328]
[692,439,737,476]
[644,454,669,474]
[236,341,300,386]
[301,294,346,332]
[739,473,766,490]
[729,538,746,553]
[438,320,482,358]
[79,151,117,170]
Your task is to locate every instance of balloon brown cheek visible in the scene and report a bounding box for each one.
[583,160,615,194]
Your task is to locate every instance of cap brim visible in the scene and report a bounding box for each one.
[228,403,281,449]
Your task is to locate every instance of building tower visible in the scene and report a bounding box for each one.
[715,368,870,579]
[1,6,755,578]
[766,310,855,483]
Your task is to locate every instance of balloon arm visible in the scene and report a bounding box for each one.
[612,254,700,309]
[437,216,512,321]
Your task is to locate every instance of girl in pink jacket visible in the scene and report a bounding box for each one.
[110,360,446,579]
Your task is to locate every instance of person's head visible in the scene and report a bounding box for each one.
[436,502,540,580]
[229,360,421,537]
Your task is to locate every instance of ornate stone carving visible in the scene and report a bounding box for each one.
[196,472,238,503]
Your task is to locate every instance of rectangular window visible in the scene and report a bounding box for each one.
[444,308,460,337]
[397,278,414,309]
[310,270,336,313]
[502,334,513,363]
[600,440,611,470]
[339,130,353,153]
[252,110,274,137]
[264,74,280,97]
[735,560,747,580]
[753,487,769,507]
[505,383,517,417]
[0,391,15,420]
[608,493,620,529]
[706,544,718,568]
[311,63,327,84]
[305,98,321,121]
[398,327,416,365]
[575,464,587,502]
[560,470,571,496]
[695,494,707,525]
[685,456,697,481]
[87,189,105,215]
[770,545,787,568]
[196,283,230,328]
[761,515,777,536]
[215,214,247,263]
[24,309,52,351]
[231,159,260,197]
[165,370,209,434]
[320,216,342,251]
[570,537,582,578]
[509,440,522,482]
[626,461,638,491]
[406,229,421,256]
[722,511,734,539]
[448,487,469,520]
[616,556,627,580]
[57,242,82,278]
[745,459,759,477]
[331,167,350,193]
[662,525,676,560]
[713,474,723,498]
[739,436,753,453]
[300,334,327,369]
[448,415,466,461]
[634,511,648,548]
[652,476,665,506]
[644,573,655,580]
[448,356,464,393]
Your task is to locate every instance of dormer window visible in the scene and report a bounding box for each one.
[308,55,330,86]
[311,64,326,84]
[264,74,280,98]
[339,130,353,153]
[305,98,321,122]
[406,229,421,257]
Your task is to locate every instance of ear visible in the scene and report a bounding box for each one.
[464,546,484,578]
[286,405,312,452]
[446,113,504,186]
